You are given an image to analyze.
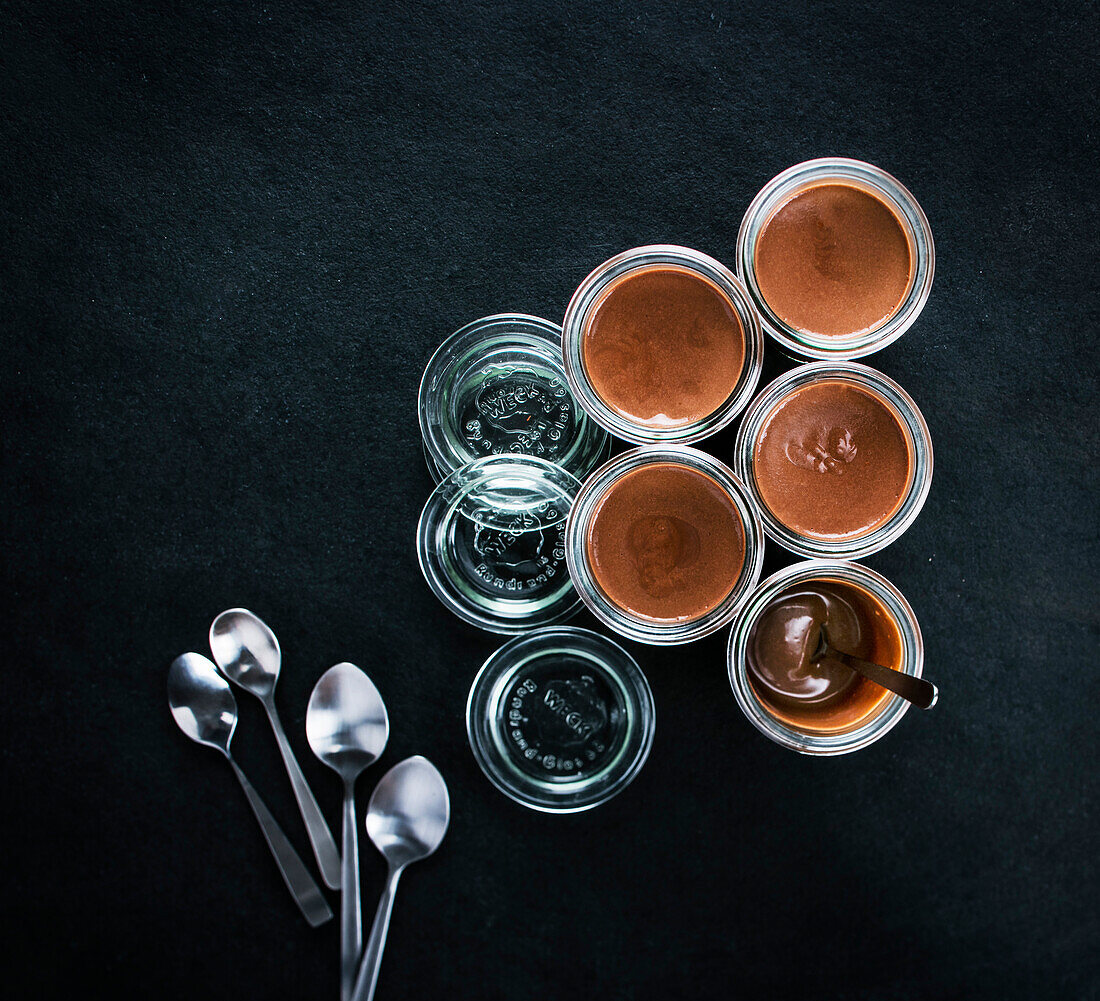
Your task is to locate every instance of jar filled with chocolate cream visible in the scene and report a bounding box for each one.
[565,446,764,644]
[728,560,925,755]
[561,246,763,444]
[737,158,934,360]
[734,361,932,559]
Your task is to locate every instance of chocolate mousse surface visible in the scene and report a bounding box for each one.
[582,266,745,428]
[586,461,745,622]
[753,380,913,540]
[747,579,902,731]
[754,182,913,338]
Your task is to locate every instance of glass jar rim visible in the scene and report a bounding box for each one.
[565,445,765,645]
[418,313,610,482]
[561,246,764,445]
[727,559,924,755]
[466,626,655,813]
[733,361,933,560]
[736,158,935,360]
[416,454,582,634]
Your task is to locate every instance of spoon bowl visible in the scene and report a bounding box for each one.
[366,757,450,867]
[307,663,390,778]
[168,651,237,751]
[209,607,281,697]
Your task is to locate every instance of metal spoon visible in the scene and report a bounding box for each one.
[812,626,938,709]
[350,756,450,1001]
[209,608,342,889]
[167,653,333,927]
[306,664,390,1001]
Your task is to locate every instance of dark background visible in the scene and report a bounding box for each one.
[3,1,1097,998]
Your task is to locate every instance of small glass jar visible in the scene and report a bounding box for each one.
[565,445,764,645]
[466,626,655,813]
[728,560,925,755]
[561,246,763,444]
[737,158,934,360]
[417,454,582,634]
[734,361,933,560]
[418,314,610,482]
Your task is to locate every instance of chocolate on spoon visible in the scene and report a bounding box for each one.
[812,625,937,710]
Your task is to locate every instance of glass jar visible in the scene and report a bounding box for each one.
[728,560,925,755]
[733,361,933,559]
[737,158,934,359]
[561,246,763,444]
[565,445,764,645]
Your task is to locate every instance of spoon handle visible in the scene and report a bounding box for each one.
[832,649,938,710]
[262,699,342,889]
[227,757,333,927]
[351,865,403,1001]
[340,784,361,1001]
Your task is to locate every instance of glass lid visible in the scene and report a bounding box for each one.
[466,627,655,812]
[416,454,582,634]
[418,314,610,482]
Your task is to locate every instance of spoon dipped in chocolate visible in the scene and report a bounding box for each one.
[746,581,935,730]
[812,625,937,710]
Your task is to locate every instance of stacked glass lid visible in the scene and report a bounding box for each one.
[419,314,609,485]
[416,314,609,637]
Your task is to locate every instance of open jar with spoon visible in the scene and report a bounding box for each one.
[727,560,929,755]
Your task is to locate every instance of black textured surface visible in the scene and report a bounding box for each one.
[3,2,1097,999]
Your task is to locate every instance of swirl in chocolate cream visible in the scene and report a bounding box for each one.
[586,462,745,622]
[754,182,914,339]
[753,380,913,541]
